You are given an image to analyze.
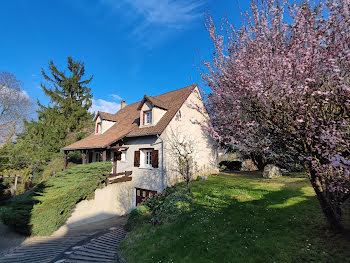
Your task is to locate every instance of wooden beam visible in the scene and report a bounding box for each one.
[82,150,87,165]
[63,151,68,170]
[102,150,107,162]
[109,146,129,150]
[108,171,132,178]
[107,176,132,184]
[112,151,118,174]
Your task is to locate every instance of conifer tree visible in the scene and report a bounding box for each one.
[40,56,93,132]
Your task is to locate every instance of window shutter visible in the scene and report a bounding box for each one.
[143,112,145,125]
[152,150,159,168]
[117,152,122,161]
[134,151,140,167]
[96,123,98,133]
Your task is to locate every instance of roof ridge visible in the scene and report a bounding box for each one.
[113,84,197,115]
[153,83,197,99]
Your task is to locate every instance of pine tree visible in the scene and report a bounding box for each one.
[3,57,94,177]
[41,56,93,132]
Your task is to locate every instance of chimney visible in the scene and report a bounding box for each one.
[121,100,126,109]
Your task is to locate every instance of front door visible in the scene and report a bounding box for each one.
[136,188,157,206]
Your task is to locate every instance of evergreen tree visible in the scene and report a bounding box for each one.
[2,57,94,179]
[41,56,94,132]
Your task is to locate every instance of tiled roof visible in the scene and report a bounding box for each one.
[94,111,118,122]
[137,95,168,110]
[63,84,196,150]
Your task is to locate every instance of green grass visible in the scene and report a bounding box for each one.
[120,172,350,263]
[0,162,111,236]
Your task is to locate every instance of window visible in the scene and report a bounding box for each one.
[145,151,152,166]
[121,151,126,162]
[138,150,152,168]
[175,110,182,121]
[144,111,152,125]
[96,122,101,133]
[134,149,158,168]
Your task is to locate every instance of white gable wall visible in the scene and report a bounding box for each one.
[153,107,167,124]
[139,101,167,127]
[161,87,218,186]
[95,115,115,134]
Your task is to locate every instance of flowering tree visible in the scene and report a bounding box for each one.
[202,0,350,232]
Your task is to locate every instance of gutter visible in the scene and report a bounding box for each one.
[157,133,165,191]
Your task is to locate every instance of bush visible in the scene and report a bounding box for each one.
[141,192,166,211]
[154,190,193,223]
[124,205,151,231]
[0,178,10,204]
[124,187,193,231]
[219,160,242,171]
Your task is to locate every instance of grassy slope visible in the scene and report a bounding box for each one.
[0,162,111,236]
[120,172,350,263]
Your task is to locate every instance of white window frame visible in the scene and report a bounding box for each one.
[140,149,152,168]
[144,111,152,125]
[121,150,126,162]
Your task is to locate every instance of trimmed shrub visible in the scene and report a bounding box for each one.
[0,162,111,236]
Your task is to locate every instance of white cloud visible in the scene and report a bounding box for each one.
[111,94,122,101]
[100,0,204,47]
[90,98,121,114]
[20,90,30,100]
[124,0,204,27]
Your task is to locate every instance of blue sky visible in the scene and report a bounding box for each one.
[0,0,250,114]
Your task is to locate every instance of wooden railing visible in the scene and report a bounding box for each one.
[104,171,132,184]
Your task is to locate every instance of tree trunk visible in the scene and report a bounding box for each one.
[250,152,267,171]
[187,179,191,193]
[308,168,344,233]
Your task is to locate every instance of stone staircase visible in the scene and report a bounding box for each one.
[0,226,126,263]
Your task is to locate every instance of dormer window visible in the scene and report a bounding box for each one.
[143,111,152,125]
[96,122,101,134]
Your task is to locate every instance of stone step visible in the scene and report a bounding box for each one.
[89,241,118,250]
[73,250,116,260]
[76,247,117,257]
[91,238,118,248]
[68,254,114,262]
[98,235,124,243]
[82,244,118,254]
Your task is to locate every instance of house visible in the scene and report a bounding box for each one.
[62,84,217,224]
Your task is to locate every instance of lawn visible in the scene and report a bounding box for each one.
[0,162,111,236]
[119,172,350,263]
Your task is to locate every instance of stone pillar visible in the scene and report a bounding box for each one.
[63,151,68,170]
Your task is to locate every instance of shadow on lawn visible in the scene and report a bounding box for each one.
[184,176,350,263]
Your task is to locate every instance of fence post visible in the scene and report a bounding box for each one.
[13,175,18,199]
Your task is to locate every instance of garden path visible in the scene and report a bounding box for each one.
[0,216,127,263]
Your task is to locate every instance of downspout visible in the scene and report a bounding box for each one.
[157,133,165,191]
